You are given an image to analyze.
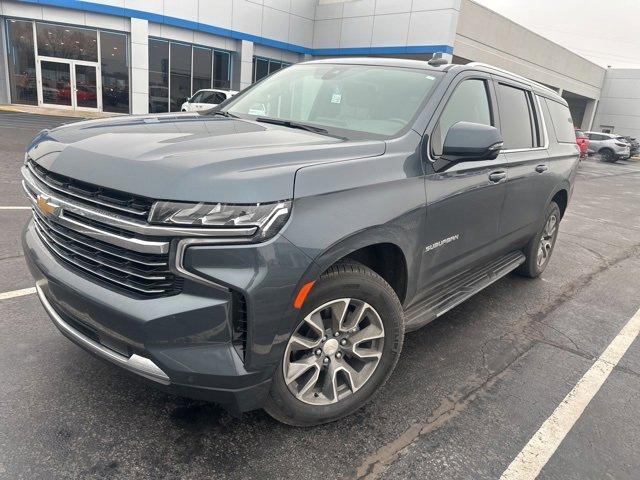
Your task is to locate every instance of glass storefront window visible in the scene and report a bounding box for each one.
[5,19,37,105]
[36,23,98,61]
[253,56,290,83]
[213,50,230,89]
[169,42,191,112]
[149,39,169,113]
[6,19,130,112]
[100,31,129,113]
[253,57,269,82]
[148,38,232,112]
[192,46,212,92]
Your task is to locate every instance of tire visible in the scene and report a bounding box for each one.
[516,202,561,278]
[264,260,404,426]
[599,149,616,163]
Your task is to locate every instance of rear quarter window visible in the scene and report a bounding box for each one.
[545,99,576,143]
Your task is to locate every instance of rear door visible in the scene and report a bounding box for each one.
[587,132,606,152]
[420,71,509,288]
[494,78,552,243]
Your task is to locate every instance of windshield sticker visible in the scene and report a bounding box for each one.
[248,103,267,116]
[331,93,342,104]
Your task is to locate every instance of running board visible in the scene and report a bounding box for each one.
[404,251,525,332]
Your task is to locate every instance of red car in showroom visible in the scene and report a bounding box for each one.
[575,128,589,158]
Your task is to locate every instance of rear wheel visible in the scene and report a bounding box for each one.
[516,202,561,278]
[264,261,404,426]
[599,148,616,163]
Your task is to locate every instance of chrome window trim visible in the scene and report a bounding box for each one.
[22,167,258,239]
[427,87,551,159]
[36,283,170,385]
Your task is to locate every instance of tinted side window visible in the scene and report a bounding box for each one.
[496,84,534,149]
[190,91,204,103]
[432,79,492,156]
[546,99,576,143]
[202,91,226,104]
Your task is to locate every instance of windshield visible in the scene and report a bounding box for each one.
[222,63,442,139]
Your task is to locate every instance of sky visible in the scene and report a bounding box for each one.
[473,0,640,68]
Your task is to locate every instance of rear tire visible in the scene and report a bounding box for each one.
[516,202,561,278]
[599,149,616,163]
[264,260,404,427]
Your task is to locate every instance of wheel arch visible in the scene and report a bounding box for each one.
[551,188,568,218]
[311,230,414,305]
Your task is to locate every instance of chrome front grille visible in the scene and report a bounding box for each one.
[23,163,180,297]
[31,206,181,296]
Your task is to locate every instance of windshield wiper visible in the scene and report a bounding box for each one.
[209,110,238,118]
[255,117,341,138]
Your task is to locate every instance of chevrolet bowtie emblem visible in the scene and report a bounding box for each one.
[36,195,59,216]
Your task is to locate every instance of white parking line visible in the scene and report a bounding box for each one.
[0,206,30,210]
[0,287,36,300]
[500,305,640,480]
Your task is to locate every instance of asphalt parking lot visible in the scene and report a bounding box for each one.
[1,111,639,480]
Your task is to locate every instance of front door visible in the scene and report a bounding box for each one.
[419,73,508,289]
[37,58,101,111]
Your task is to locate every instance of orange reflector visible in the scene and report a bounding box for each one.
[294,281,315,309]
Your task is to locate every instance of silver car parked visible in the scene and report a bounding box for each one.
[585,131,631,162]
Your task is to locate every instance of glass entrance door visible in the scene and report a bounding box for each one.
[37,58,101,111]
[74,64,98,109]
[40,60,72,107]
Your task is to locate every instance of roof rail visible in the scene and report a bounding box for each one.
[466,62,560,97]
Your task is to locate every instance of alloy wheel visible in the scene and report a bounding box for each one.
[283,298,385,405]
[536,213,557,268]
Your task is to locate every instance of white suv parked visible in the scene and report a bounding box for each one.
[181,89,238,112]
[585,132,631,162]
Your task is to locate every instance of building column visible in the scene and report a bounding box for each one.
[130,18,149,114]
[0,20,10,104]
[582,98,599,131]
[235,40,254,91]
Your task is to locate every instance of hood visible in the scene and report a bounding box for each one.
[27,113,385,203]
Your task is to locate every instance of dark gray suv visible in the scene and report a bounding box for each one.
[22,58,579,426]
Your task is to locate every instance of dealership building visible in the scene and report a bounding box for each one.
[0,0,615,131]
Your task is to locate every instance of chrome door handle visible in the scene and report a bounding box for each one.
[489,171,507,183]
[535,164,548,173]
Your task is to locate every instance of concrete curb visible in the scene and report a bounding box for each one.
[0,104,120,119]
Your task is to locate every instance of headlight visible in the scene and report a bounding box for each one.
[148,200,291,240]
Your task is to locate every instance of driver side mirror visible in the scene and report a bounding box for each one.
[434,122,503,172]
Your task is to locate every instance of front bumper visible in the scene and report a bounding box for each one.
[615,146,631,158]
[35,283,171,385]
[23,220,315,414]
